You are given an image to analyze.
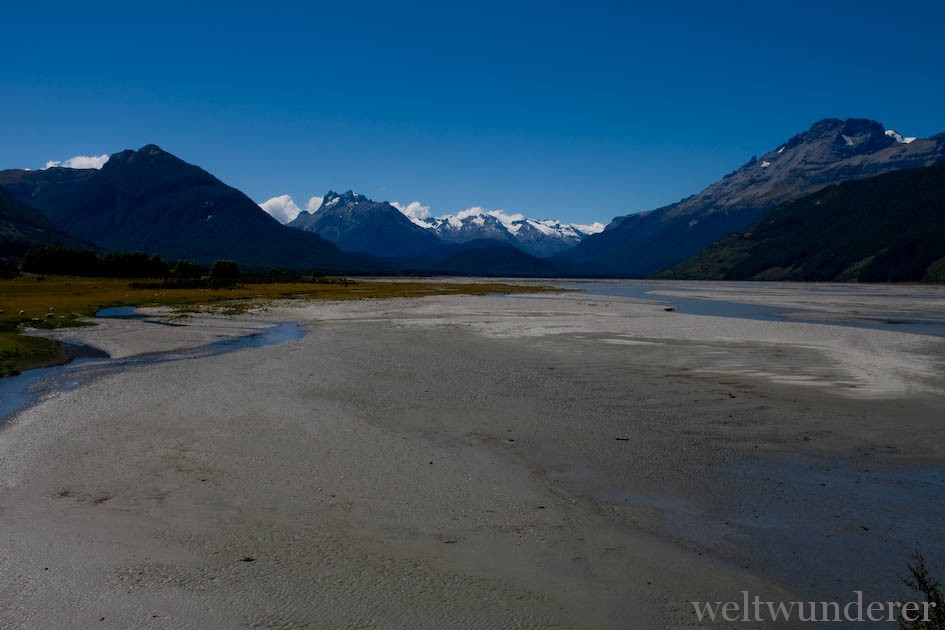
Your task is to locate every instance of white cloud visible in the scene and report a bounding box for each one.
[391,200,434,227]
[259,194,303,224]
[305,196,324,213]
[43,154,109,170]
[391,201,431,220]
[259,195,325,223]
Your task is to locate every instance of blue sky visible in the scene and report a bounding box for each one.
[2,1,943,225]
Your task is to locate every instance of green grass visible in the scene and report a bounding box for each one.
[0,332,67,377]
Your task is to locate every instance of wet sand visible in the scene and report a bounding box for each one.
[1,284,943,628]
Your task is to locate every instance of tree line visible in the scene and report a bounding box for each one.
[17,245,240,280]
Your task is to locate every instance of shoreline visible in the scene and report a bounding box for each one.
[0,275,556,381]
[1,335,71,377]
[1,287,943,627]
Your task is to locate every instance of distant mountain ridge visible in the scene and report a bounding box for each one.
[419,211,603,257]
[434,243,562,277]
[3,117,942,280]
[0,146,376,272]
[659,163,945,283]
[285,191,573,274]
[279,191,602,258]
[558,118,945,276]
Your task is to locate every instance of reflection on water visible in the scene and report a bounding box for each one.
[0,312,304,423]
[95,306,146,319]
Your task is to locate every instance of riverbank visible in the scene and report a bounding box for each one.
[0,275,552,376]
[0,332,69,376]
[1,286,943,628]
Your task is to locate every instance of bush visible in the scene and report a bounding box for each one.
[900,554,945,629]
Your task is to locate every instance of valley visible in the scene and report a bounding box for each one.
[1,282,943,628]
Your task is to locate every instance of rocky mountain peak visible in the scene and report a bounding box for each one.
[102,144,181,171]
[320,190,366,209]
[782,118,894,155]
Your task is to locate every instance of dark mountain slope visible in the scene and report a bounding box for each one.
[659,163,945,282]
[0,167,98,214]
[289,191,440,258]
[436,244,562,277]
[0,185,86,258]
[558,119,945,276]
[0,147,376,271]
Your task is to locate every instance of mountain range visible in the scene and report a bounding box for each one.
[0,146,375,272]
[282,191,602,258]
[416,212,602,257]
[557,118,945,276]
[0,117,943,281]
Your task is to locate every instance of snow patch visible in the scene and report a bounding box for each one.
[573,222,605,235]
[885,129,916,144]
[526,219,557,236]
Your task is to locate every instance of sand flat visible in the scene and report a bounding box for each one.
[1,285,943,628]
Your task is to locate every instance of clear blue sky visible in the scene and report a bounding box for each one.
[2,0,943,224]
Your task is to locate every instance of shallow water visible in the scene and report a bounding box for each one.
[0,312,305,424]
[562,280,945,338]
[95,306,146,319]
[0,345,107,422]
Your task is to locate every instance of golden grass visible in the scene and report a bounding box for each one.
[0,275,554,375]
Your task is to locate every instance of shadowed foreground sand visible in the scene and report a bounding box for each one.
[1,286,944,628]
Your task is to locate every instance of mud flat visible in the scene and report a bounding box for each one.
[1,284,943,628]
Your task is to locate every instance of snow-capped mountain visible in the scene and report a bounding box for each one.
[560,118,945,276]
[270,192,604,258]
[418,209,604,257]
[287,190,439,258]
